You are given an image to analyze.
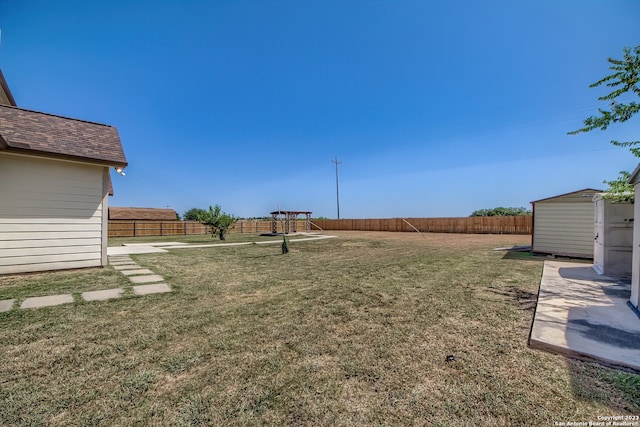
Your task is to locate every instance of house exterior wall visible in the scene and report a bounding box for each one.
[631,181,640,310]
[0,153,107,274]
[532,195,595,258]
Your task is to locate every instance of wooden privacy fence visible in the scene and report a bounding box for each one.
[109,216,531,238]
[108,220,311,238]
[312,216,532,235]
[109,221,207,237]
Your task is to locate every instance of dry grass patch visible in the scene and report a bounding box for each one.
[0,231,638,426]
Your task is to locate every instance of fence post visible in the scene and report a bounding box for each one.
[134,221,137,237]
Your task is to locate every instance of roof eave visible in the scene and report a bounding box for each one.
[628,163,640,185]
[0,144,128,168]
[0,69,17,107]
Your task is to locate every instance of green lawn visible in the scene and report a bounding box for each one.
[0,231,637,426]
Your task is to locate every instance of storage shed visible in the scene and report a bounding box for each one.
[531,188,600,258]
[0,79,127,274]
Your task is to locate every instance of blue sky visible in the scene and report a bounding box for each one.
[1,0,639,218]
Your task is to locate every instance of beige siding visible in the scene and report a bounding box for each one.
[533,202,594,257]
[0,153,106,274]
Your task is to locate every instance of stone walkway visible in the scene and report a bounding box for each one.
[1,234,336,313]
[0,254,171,313]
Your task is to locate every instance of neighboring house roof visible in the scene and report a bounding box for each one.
[0,104,127,168]
[109,207,178,221]
[531,188,602,204]
[0,69,17,107]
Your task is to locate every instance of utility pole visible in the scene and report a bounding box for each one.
[332,156,342,219]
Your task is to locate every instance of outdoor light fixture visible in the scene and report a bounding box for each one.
[115,166,125,176]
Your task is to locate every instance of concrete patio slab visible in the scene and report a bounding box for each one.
[133,283,172,295]
[82,288,123,302]
[108,246,168,256]
[0,299,15,312]
[21,294,74,309]
[120,268,154,276]
[169,242,253,249]
[111,263,141,270]
[129,274,164,284]
[124,242,188,247]
[529,260,640,372]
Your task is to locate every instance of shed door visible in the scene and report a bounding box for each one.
[593,199,604,273]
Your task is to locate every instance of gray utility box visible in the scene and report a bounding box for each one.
[593,194,633,277]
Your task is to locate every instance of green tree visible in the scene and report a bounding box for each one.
[197,205,238,240]
[602,171,634,203]
[470,207,531,217]
[569,45,639,202]
[183,208,207,221]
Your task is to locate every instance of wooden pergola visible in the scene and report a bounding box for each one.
[270,210,312,234]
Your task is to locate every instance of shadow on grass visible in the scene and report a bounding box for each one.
[501,250,547,262]
[568,358,640,411]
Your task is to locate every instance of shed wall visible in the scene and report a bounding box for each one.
[0,153,106,274]
[532,202,594,257]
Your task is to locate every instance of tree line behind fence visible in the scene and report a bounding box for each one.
[108,216,532,238]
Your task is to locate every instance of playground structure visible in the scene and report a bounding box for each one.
[270,210,312,234]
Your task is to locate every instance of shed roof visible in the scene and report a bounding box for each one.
[531,188,601,204]
[109,207,178,221]
[0,104,127,167]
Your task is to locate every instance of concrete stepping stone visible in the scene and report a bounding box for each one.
[129,274,164,284]
[111,263,141,270]
[0,299,15,312]
[133,283,172,295]
[120,268,154,276]
[82,288,123,302]
[124,242,187,247]
[21,294,74,309]
[109,256,133,262]
[108,246,167,255]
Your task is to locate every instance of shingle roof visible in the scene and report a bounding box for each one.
[0,104,127,167]
[109,207,178,221]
